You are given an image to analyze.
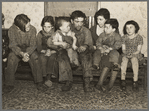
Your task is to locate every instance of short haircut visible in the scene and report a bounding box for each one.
[14,14,30,32]
[55,16,70,30]
[41,16,54,27]
[70,10,86,20]
[105,18,119,34]
[123,20,140,35]
[94,8,110,24]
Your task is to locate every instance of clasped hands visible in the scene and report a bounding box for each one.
[20,52,29,62]
[98,45,112,55]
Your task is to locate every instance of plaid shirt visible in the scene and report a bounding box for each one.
[8,24,37,56]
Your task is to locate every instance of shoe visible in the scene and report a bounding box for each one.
[92,65,99,70]
[120,80,126,91]
[61,81,72,91]
[84,78,95,92]
[132,81,139,92]
[2,85,14,94]
[37,82,48,92]
[95,84,104,92]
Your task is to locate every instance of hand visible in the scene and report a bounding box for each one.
[77,46,86,53]
[93,46,96,50]
[61,42,69,49]
[45,49,51,56]
[72,45,78,50]
[41,50,46,53]
[104,48,110,54]
[22,53,29,62]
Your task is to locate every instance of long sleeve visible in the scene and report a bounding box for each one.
[111,34,122,50]
[47,36,59,50]
[8,26,22,56]
[83,27,93,47]
[96,33,104,48]
[36,32,43,53]
[26,26,37,55]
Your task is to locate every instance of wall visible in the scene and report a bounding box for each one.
[99,1,147,57]
[2,2,44,33]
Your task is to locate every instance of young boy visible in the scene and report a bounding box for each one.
[52,17,79,67]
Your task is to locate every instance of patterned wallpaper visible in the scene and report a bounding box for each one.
[100,2,147,57]
[2,2,44,33]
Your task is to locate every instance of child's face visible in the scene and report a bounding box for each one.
[104,24,115,34]
[43,22,53,33]
[97,15,106,28]
[126,24,136,36]
[25,22,30,32]
[60,21,71,33]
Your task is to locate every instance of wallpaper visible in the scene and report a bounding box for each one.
[2,2,44,33]
[101,2,147,57]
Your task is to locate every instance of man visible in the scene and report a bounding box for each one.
[3,14,47,94]
[70,10,94,92]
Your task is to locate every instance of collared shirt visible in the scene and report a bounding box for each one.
[96,31,122,50]
[71,25,93,48]
[37,29,54,53]
[8,24,37,56]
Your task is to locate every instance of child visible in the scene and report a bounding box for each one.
[95,19,122,92]
[37,16,57,88]
[120,20,143,92]
[52,17,79,67]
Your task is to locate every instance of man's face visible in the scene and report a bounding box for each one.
[71,17,84,31]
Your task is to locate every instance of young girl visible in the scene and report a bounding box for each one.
[52,17,79,67]
[95,19,122,92]
[90,8,110,69]
[37,16,57,88]
[120,20,143,92]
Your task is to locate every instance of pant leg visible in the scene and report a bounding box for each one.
[109,50,120,64]
[66,48,73,63]
[47,53,59,78]
[28,51,43,83]
[131,57,139,81]
[93,49,102,66]
[39,54,48,77]
[58,50,73,82]
[121,56,129,80]
[79,51,93,78]
[5,52,20,86]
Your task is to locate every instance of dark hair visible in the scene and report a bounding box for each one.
[94,8,110,24]
[105,18,119,34]
[2,13,5,25]
[14,14,30,32]
[55,16,70,30]
[41,16,54,27]
[70,10,86,20]
[123,20,140,35]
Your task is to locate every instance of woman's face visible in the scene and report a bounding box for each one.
[43,22,53,33]
[126,24,136,36]
[25,22,31,32]
[97,15,106,28]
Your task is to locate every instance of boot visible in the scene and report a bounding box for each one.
[61,81,72,91]
[95,67,109,91]
[84,77,95,92]
[132,81,139,92]
[106,70,118,92]
[120,80,126,91]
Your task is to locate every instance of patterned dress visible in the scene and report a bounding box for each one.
[122,34,143,60]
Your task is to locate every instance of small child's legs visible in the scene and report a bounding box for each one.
[93,49,102,69]
[131,57,139,81]
[121,56,129,80]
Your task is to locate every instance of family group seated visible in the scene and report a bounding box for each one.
[3,8,145,94]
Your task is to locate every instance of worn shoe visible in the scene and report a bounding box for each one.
[132,81,139,92]
[84,78,95,92]
[120,80,126,91]
[95,84,104,92]
[2,85,14,94]
[37,82,48,92]
[61,81,72,91]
